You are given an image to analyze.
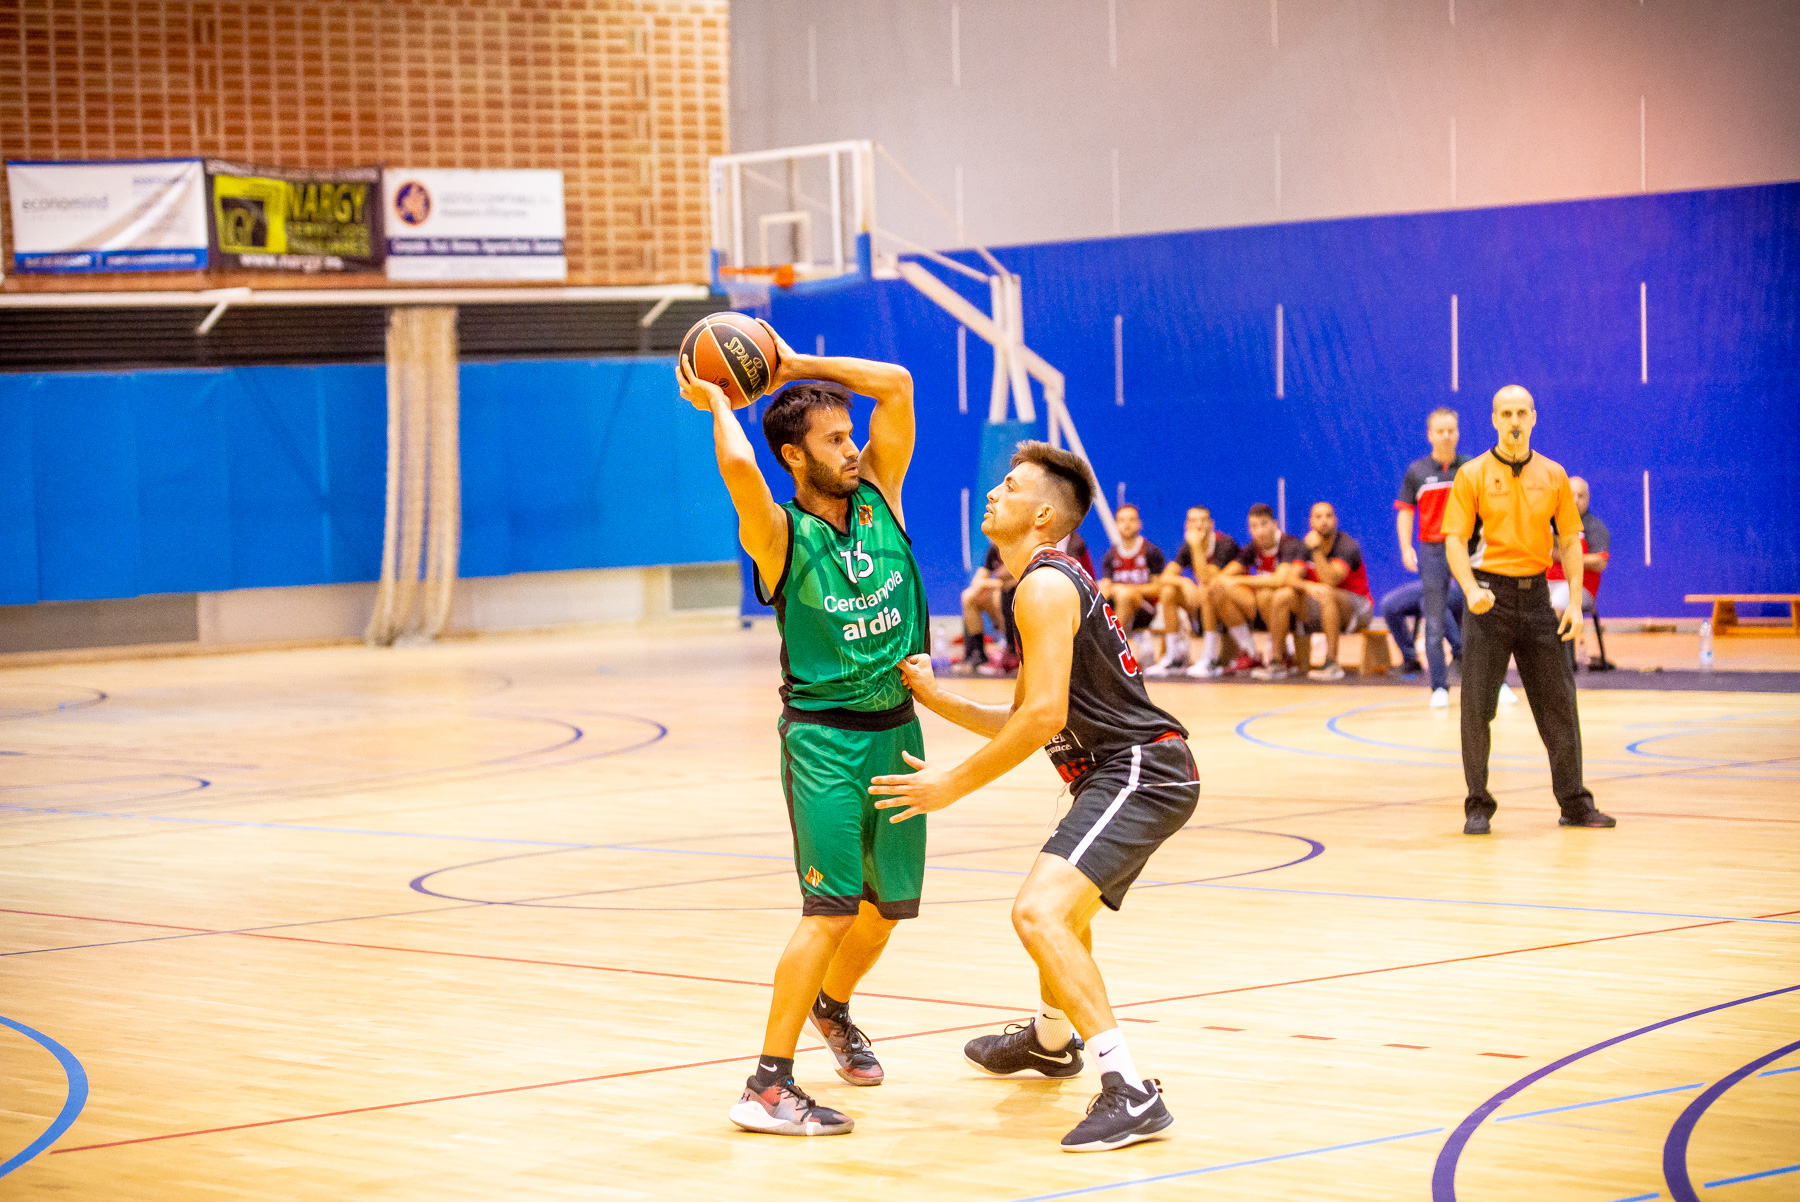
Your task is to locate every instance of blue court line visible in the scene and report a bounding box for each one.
[1759,1063,1800,1076]
[1705,1164,1800,1188]
[1605,1193,1662,1202]
[1432,983,1800,1202]
[1493,1082,1705,1121]
[1665,1037,1800,1202]
[1006,1127,1447,1202]
[1185,880,1800,926]
[0,1016,88,1178]
[0,804,595,846]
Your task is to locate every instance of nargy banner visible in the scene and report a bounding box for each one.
[382,168,566,281]
[206,161,383,272]
[5,158,208,273]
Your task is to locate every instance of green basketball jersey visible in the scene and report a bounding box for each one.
[756,482,929,713]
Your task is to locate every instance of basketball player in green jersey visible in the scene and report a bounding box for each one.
[677,327,929,1138]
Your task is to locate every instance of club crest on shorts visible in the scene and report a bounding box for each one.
[805,866,824,887]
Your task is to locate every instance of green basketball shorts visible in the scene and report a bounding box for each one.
[777,713,926,920]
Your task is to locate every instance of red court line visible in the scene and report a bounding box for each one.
[239,932,1028,1012]
[1113,907,1800,1011]
[48,907,1799,1156]
[3,907,1025,1013]
[1,907,210,933]
[49,1017,1010,1156]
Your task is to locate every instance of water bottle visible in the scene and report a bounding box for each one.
[1698,620,1713,671]
[931,623,951,671]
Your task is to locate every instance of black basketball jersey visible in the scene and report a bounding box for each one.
[1007,548,1189,786]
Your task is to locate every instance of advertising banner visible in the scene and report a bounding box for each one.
[382,168,566,282]
[5,158,209,274]
[206,161,383,273]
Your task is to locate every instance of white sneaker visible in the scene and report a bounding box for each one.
[1430,688,1450,709]
[1185,660,1225,679]
[1144,647,1188,677]
[1307,662,1346,682]
[1250,662,1291,681]
[1499,683,1519,705]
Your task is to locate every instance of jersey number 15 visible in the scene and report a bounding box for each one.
[840,541,875,582]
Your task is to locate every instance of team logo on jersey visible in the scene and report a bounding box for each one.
[804,866,824,887]
[857,504,873,526]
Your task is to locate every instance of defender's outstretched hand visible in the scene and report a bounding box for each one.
[677,354,728,412]
[870,751,960,823]
[897,653,942,704]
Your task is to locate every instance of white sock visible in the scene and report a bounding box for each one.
[1203,630,1221,663]
[1087,1027,1145,1090]
[1228,625,1253,658]
[1034,1003,1074,1052]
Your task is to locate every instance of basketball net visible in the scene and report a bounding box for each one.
[366,306,461,647]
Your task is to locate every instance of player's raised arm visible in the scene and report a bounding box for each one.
[758,321,915,514]
[678,356,787,588]
[871,567,1078,822]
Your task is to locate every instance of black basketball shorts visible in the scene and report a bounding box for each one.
[1042,735,1200,911]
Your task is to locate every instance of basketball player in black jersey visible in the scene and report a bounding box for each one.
[871,441,1197,1152]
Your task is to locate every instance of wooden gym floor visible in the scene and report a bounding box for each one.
[2,622,1796,1200]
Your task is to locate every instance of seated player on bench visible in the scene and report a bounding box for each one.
[1147,505,1240,677]
[1546,475,1608,664]
[1208,503,1309,677]
[1097,504,1166,655]
[1296,501,1375,681]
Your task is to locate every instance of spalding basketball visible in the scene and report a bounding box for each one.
[681,312,780,409]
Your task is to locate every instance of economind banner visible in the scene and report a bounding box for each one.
[6,158,209,274]
[206,161,383,273]
[382,168,566,282]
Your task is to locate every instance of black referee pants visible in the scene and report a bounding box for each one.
[1460,570,1596,820]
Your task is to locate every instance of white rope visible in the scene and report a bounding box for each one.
[367,306,460,646]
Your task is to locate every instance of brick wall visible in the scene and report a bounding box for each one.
[0,0,727,287]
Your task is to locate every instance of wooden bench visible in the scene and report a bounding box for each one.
[1685,594,1800,637]
[1358,619,1394,676]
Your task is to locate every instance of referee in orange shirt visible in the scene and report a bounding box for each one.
[1441,385,1616,835]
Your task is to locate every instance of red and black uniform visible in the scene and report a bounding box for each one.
[1175,533,1240,576]
[1397,454,1472,545]
[1100,540,1166,585]
[1235,534,1308,576]
[1100,538,1166,630]
[1313,531,1371,599]
[1007,548,1198,911]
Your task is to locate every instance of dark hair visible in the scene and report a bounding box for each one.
[1010,440,1095,538]
[1428,406,1459,424]
[762,382,853,474]
[1248,502,1275,520]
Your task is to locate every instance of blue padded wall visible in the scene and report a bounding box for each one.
[0,364,388,603]
[748,182,1799,619]
[458,356,735,576]
[0,356,734,603]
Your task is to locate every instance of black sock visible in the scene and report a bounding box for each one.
[750,1054,794,1089]
[963,631,986,663]
[814,989,850,1021]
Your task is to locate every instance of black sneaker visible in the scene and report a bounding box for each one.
[1464,812,1491,835]
[964,1021,1085,1078]
[1559,809,1617,828]
[1061,1072,1172,1152]
[729,1074,854,1136]
[809,1010,883,1086]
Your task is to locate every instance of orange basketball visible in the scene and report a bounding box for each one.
[681,312,781,409]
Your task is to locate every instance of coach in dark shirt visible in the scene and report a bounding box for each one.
[1396,407,1472,707]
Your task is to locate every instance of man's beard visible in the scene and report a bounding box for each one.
[803,454,858,499]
